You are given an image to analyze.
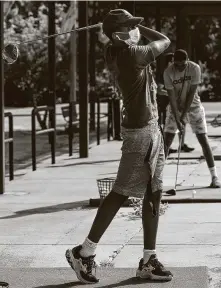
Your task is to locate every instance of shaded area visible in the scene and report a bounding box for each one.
[5,121,108,175]
[0,200,94,220]
[34,283,83,288]
[0,267,209,288]
[34,277,171,288]
[48,159,120,168]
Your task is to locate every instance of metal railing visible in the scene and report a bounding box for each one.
[61,102,79,157]
[4,112,14,181]
[68,101,79,156]
[96,96,113,145]
[31,106,56,171]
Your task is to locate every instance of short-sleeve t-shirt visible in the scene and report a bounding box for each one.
[163,61,201,109]
[105,42,158,129]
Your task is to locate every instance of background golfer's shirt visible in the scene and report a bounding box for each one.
[105,43,158,129]
[163,61,201,110]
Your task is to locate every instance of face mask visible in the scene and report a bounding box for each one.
[113,27,141,45]
[128,27,141,44]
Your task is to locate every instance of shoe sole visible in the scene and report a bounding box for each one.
[210,185,221,188]
[136,269,173,281]
[65,249,97,284]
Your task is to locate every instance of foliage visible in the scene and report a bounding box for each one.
[4,1,70,107]
[130,197,169,218]
[4,1,221,108]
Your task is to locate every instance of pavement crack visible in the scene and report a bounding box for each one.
[100,226,142,267]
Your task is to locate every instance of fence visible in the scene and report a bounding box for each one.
[96,96,114,145]
[31,106,56,171]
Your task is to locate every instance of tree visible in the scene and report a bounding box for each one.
[4,1,71,128]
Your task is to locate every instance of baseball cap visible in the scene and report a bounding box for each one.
[174,49,188,62]
[102,9,144,37]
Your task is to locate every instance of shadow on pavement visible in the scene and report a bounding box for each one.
[0,200,94,220]
[47,159,120,168]
[96,277,171,288]
[33,277,169,288]
[33,282,83,288]
[163,186,208,194]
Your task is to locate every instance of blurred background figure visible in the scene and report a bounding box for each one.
[157,52,195,154]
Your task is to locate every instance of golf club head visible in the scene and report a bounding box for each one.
[165,188,176,196]
[0,282,9,288]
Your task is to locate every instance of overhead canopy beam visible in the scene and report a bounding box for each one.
[137,2,221,16]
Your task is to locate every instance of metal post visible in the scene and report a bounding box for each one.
[107,99,112,141]
[0,2,5,194]
[79,1,89,158]
[31,109,37,171]
[51,128,56,165]
[68,101,73,156]
[176,5,188,51]
[113,98,121,140]
[48,1,56,164]
[176,6,182,49]
[97,97,100,145]
[69,29,77,156]
[9,114,13,180]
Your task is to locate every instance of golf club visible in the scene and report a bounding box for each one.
[166,132,183,196]
[2,22,102,65]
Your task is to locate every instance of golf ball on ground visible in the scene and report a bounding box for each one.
[192,190,196,198]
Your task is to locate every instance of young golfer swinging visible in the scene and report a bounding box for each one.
[163,49,221,190]
[65,9,173,283]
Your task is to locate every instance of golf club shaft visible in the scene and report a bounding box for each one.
[17,23,102,45]
[174,133,183,190]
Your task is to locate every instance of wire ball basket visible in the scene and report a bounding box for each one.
[96,177,116,199]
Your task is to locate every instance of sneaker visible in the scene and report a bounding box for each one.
[210,176,221,188]
[168,148,177,155]
[165,189,176,196]
[136,255,173,281]
[181,144,195,153]
[65,245,99,284]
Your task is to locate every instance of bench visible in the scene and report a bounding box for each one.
[211,114,221,128]
[61,99,114,142]
[61,105,79,132]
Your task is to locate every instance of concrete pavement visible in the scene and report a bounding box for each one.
[0,267,209,288]
[0,105,221,287]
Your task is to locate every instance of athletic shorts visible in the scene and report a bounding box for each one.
[112,120,165,198]
[164,104,207,134]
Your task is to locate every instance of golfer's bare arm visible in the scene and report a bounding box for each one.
[181,84,198,119]
[167,89,181,123]
[137,24,171,58]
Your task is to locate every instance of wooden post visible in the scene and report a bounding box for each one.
[70,31,77,106]
[48,1,56,158]
[79,1,89,158]
[89,29,96,131]
[176,5,189,51]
